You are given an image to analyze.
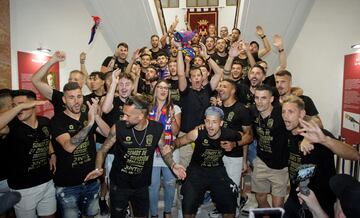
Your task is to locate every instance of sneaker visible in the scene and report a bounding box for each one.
[126,206,132,218]
[99,198,109,215]
[208,208,221,218]
[235,207,240,218]
[239,196,249,210]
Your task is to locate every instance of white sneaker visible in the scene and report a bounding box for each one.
[208,208,221,218]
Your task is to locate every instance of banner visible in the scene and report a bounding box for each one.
[18,51,59,118]
[341,53,360,145]
[187,8,218,37]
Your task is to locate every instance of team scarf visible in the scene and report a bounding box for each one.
[148,102,173,155]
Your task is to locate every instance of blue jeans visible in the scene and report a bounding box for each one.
[56,180,100,218]
[149,166,176,216]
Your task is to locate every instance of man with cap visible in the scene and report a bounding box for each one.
[297,174,360,218]
[173,106,242,218]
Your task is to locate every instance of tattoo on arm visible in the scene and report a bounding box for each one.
[158,134,176,168]
[69,124,93,147]
[96,125,117,168]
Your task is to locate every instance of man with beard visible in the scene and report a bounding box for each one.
[211,38,229,68]
[150,35,164,60]
[281,95,359,218]
[175,41,223,168]
[32,51,89,115]
[157,51,170,80]
[275,70,322,127]
[0,90,56,218]
[205,36,217,55]
[136,65,159,95]
[101,42,129,73]
[50,82,109,218]
[173,106,242,218]
[217,79,253,211]
[251,85,289,209]
[84,95,186,218]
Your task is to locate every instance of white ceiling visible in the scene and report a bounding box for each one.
[82,0,315,73]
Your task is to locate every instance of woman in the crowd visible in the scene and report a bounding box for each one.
[148,80,181,218]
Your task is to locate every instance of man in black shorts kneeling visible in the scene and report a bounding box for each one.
[173,106,242,218]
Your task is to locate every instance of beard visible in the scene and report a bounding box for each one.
[125,121,136,129]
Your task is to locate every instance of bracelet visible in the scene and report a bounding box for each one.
[48,152,55,157]
[205,56,211,62]
[261,35,266,39]
[278,48,284,53]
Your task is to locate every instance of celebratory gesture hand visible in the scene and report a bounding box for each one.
[50,51,66,63]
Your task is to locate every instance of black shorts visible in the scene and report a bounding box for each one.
[181,165,238,215]
[109,183,149,218]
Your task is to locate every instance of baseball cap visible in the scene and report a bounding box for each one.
[329,174,360,218]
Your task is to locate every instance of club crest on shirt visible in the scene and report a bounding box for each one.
[124,136,133,145]
[202,139,209,146]
[42,126,49,137]
[81,104,87,113]
[83,121,88,127]
[267,118,274,128]
[146,135,153,146]
[69,125,74,130]
[227,112,235,122]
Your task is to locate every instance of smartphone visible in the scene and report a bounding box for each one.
[249,208,285,218]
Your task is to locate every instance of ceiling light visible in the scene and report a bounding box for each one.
[351,43,360,49]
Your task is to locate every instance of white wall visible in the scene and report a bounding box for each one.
[287,0,360,135]
[10,0,112,90]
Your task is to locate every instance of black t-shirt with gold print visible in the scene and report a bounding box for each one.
[110,120,164,189]
[7,116,52,189]
[252,105,289,169]
[50,108,97,187]
[190,128,241,168]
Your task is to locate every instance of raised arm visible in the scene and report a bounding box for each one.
[84,124,117,181]
[174,39,187,92]
[0,100,47,130]
[31,51,65,100]
[273,34,287,72]
[80,52,90,89]
[298,119,360,161]
[224,41,240,78]
[102,69,121,114]
[256,25,271,57]
[241,41,256,67]
[125,49,141,74]
[199,43,223,90]
[88,98,110,137]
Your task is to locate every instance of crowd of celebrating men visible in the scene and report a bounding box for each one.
[0,15,359,218]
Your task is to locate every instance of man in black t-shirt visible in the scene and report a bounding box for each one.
[251,85,289,208]
[84,95,185,218]
[211,38,229,68]
[101,42,129,73]
[32,51,89,115]
[50,82,109,218]
[0,90,56,217]
[281,95,359,218]
[275,70,323,127]
[175,41,223,168]
[173,106,241,218]
[218,79,253,208]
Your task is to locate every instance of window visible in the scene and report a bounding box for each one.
[161,0,179,8]
[186,0,219,7]
[226,0,238,6]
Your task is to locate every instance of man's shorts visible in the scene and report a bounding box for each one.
[251,157,288,197]
[12,180,56,218]
[181,165,237,215]
[56,180,100,217]
[109,183,149,218]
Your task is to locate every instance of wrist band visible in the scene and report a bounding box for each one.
[261,35,266,39]
[205,56,211,62]
[278,48,284,53]
[48,152,55,157]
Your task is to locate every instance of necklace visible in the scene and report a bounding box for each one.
[131,121,148,146]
